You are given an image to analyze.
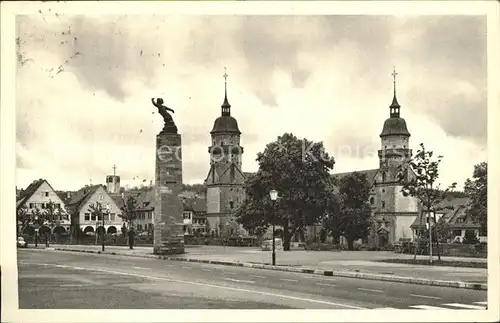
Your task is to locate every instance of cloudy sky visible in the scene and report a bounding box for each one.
[15,13,487,191]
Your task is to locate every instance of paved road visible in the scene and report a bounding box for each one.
[18,249,487,310]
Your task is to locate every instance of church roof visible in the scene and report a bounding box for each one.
[380,117,411,137]
[211,115,241,134]
[331,169,379,187]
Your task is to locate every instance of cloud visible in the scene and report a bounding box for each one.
[14,14,487,191]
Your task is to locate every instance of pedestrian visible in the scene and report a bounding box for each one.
[45,231,50,247]
[128,227,135,249]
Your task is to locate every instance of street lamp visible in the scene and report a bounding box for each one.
[269,189,278,266]
[102,204,110,252]
[34,215,39,248]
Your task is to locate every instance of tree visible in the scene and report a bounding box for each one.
[120,196,137,226]
[235,133,335,251]
[397,143,457,261]
[16,204,30,236]
[464,162,487,235]
[324,172,372,251]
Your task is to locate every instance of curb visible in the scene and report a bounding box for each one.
[52,248,487,291]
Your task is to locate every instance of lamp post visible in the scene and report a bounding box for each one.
[102,204,110,252]
[34,215,39,248]
[269,189,278,266]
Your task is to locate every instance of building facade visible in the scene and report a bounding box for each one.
[204,74,247,237]
[16,179,70,235]
[66,185,124,235]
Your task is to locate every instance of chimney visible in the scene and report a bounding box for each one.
[66,191,71,199]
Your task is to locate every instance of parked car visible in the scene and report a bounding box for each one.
[261,238,283,251]
[17,236,27,248]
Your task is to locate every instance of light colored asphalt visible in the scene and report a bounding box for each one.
[17,249,487,310]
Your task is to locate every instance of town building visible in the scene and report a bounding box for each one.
[182,197,208,236]
[66,184,124,235]
[16,178,70,235]
[204,70,247,237]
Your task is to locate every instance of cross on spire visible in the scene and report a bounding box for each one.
[389,66,401,117]
[391,66,398,95]
[221,66,231,116]
[113,164,117,176]
[223,67,228,83]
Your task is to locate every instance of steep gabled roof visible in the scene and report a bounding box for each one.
[66,185,103,213]
[132,189,155,211]
[16,178,60,210]
[332,169,379,187]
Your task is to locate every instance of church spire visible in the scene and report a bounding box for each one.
[390,66,400,118]
[221,67,231,116]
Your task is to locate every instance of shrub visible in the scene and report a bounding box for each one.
[463,230,479,245]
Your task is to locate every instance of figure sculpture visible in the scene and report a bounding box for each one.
[151,98,178,133]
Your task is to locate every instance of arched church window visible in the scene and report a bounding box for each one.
[382,201,385,208]
[382,172,386,182]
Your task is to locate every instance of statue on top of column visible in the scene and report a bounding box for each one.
[151,98,178,133]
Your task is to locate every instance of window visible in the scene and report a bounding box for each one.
[382,189,385,193]
[110,213,115,221]
[382,201,385,208]
[370,197,374,204]
[99,194,103,200]
[45,192,49,197]
[91,215,96,221]
[84,213,90,221]
[452,230,462,236]
[29,203,34,208]
[382,172,386,182]
[103,214,109,221]
[229,201,234,209]
[148,213,152,220]
[137,224,142,231]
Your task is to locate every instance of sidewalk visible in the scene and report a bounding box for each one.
[46,244,488,290]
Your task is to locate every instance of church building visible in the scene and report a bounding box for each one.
[332,69,420,246]
[204,69,247,237]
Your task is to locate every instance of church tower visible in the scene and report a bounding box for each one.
[378,68,412,171]
[204,68,246,237]
[371,68,418,246]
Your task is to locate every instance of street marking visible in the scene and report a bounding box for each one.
[163,264,174,267]
[409,294,442,300]
[225,272,237,275]
[33,262,366,309]
[181,266,192,269]
[250,275,265,278]
[201,269,213,272]
[133,266,148,270]
[59,284,88,287]
[280,278,298,282]
[474,301,487,305]
[225,278,255,284]
[358,288,383,293]
[443,303,486,310]
[409,305,448,310]
[72,267,84,270]
[316,282,336,287]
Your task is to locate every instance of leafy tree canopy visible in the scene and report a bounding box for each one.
[464,162,487,235]
[323,172,372,250]
[235,133,336,250]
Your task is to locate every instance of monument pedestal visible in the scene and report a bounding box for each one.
[153,130,185,255]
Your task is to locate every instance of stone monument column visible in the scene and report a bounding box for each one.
[151,98,185,255]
